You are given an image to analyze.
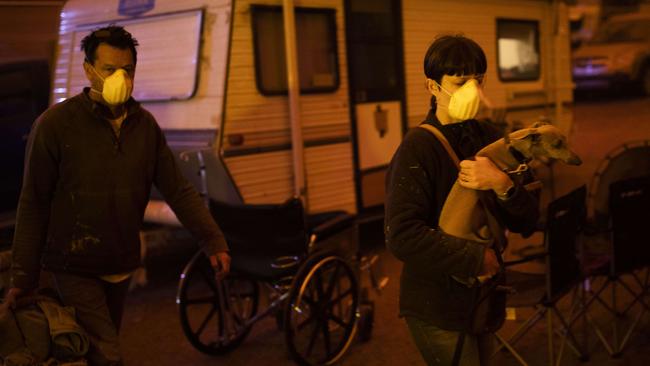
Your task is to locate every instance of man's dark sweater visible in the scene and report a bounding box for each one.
[384,110,539,330]
[11,90,227,290]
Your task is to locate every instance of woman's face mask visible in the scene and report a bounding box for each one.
[90,66,133,106]
[434,78,481,121]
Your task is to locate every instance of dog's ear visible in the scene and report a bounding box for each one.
[503,129,511,144]
[529,131,541,143]
[509,129,541,158]
[531,119,551,128]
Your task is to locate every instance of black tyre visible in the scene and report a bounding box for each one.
[177,250,259,355]
[357,302,374,343]
[284,256,359,365]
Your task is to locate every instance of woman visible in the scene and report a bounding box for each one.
[384,35,539,365]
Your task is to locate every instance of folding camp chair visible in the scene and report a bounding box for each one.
[580,175,650,356]
[493,185,589,366]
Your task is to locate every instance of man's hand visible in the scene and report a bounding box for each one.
[209,251,231,281]
[458,156,512,194]
[1,287,30,311]
[480,248,500,278]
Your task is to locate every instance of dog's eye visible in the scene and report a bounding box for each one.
[552,140,564,148]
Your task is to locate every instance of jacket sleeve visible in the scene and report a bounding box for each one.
[384,131,485,279]
[479,120,540,237]
[494,171,540,237]
[11,114,59,290]
[152,123,228,255]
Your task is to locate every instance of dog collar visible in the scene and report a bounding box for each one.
[508,146,531,164]
[504,164,529,175]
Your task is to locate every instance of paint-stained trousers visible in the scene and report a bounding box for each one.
[406,316,494,366]
[52,272,130,366]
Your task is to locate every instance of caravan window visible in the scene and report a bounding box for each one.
[67,10,203,101]
[496,19,540,82]
[251,6,339,95]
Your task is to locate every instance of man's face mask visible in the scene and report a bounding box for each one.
[434,78,481,121]
[90,66,133,106]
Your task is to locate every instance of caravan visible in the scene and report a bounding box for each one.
[53,0,574,218]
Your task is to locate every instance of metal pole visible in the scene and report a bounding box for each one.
[282,0,307,207]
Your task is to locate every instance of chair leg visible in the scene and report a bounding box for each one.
[494,332,529,366]
[551,306,589,362]
[579,277,617,356]
[585,312,616,356]
[546,308,554,366]
[616,303,647,354]
[494,306,546,355]
[554,289,588,361]
[580,284,589,360]
[618,274,650,314]
[612,279,620,354]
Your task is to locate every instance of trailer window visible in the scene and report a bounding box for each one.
[496,19,540,82]
[67,10,203,101]
[251,6,339,95]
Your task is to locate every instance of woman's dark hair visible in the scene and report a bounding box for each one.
[81,25,139,65]
[424,35,487,108]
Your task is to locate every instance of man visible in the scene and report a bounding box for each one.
[4,26,230,365]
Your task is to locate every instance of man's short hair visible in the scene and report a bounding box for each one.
[81,25,139,65]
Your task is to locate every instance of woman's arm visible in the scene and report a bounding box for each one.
[385,130,485,279]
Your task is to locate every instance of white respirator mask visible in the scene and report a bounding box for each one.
[435,78,481,121]
[90,67,133,106]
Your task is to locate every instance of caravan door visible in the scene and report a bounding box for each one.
[344,0,406,213]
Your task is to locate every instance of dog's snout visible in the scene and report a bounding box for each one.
[568,154,582,166]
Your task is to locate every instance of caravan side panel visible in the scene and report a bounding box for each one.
[222,0,357,213]
[402,0,573,133]
[53,0,232,132]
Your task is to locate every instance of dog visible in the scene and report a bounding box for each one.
[438,122,582,245]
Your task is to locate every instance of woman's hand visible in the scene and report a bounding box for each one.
[458,156,513,195]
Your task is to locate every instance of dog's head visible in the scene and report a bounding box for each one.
[506,123,582,165]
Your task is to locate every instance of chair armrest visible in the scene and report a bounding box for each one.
[310,213,356,242]
[504,252,548,267]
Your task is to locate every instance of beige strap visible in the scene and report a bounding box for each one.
[418,123,507,251]
[418,124,460,168]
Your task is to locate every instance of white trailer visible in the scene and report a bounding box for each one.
[52,0,574,218]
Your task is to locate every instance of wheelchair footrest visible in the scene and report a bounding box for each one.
[361,254,389,293]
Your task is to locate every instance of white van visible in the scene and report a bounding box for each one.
[52,0,574,218]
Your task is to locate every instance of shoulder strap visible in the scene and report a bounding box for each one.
[418,124,460,168]
[418,123,507,252]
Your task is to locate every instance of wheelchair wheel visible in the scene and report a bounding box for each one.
[177,250,259,355]
[284,256,359,365]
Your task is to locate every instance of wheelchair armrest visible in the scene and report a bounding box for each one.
[504,252,548,267]
[310,213,356,242]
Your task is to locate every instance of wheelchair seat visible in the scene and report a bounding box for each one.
[208,197,355,280]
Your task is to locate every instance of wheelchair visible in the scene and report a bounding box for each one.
[175,196,374,365]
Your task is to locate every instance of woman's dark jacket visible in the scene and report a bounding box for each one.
[11,89,228,290]
[384,110,539,330]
